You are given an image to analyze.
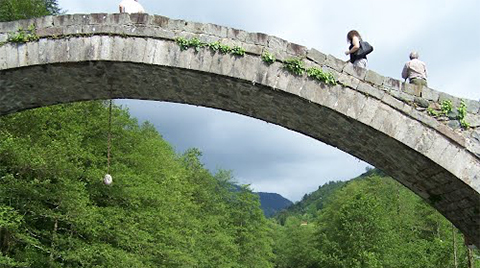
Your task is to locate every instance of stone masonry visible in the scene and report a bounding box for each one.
[0,13,479,246]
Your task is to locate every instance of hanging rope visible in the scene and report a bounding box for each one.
[104,99,113,186]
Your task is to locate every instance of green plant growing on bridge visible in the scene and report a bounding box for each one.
[7,24,39,43]
[427,107,440,117]
[282,58,337,85]
[175,36,247,57]
[207,41,221,51]
[283,58,305,76]
[306,66,337,86]
[261,51,276,65]
[457,100,470,129]
[218,43,232,54]
[441,99,453,115]
[231,45,246,56]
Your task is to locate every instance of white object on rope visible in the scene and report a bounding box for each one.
[104,174,113,185]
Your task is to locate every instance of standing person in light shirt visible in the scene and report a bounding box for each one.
[402,51,428,86]
[119,0,145,14]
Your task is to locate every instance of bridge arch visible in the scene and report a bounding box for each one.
[1,13,479,246]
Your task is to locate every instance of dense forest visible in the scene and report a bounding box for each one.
[272,169,479,267]
[1,1,479,267]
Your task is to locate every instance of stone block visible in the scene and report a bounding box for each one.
[357,82,385,99]
[401,120,425,150]
[285,74,305,96]
[333,87,357,116]
[245,32,269,46]
[364,70,384,86]
[337,72,360,89]
[325,54,346,72]
[267,36,288,52]
[389,90,415,103]
[242,43,263,55]
[51,39,69,62]
[439,92,461,107]
[402,82,422,96]
[25,41,39,66]
[409,108,440,129]
[346,91,368,119]
[381,93,405,111]
[16,44,28,67]
[342,62,367,80]
[182,21,205,34]
[299,79,318,100]
[151,40,171,66]
[414,97,430,108]
[152,15,170,28]
[306,48,326,65]
[0,45,7,70]
[166,18,188,32]
[356,97,381,125]
[463,99,480,114]
[437,124,466,147]
[383,76,401,91]
[465,113,480,127]
[422,86,439,102]
[262,62,282,89]
[413,128,437,155]
[286,42,307,57]
[89,13,109,25]
[33,15,54,29]
[227,28,248,42]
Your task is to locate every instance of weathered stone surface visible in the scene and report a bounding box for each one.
[0,14,479,247]
[414,97,430,108]
[364,70,384,86]
[383,77,401,91]
[422,86,440,102]
[357,82,385,100]
[465,114,480,128]
[402,82,422,96]
[439,92,461,108]
[343,62,367,80]
[390,90,415,103]
[306,48,326,65]
[463,99,480,114]
[325,54,346,72]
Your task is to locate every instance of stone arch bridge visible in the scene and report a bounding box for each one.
[0,14,479,246]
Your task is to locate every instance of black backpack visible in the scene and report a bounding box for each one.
[356,41,374,59]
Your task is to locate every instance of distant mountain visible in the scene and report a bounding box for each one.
[256,192,293,218]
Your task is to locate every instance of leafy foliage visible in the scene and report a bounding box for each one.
[306,66,337,85]
[272,169,480,267]
[283,58,305,75]
[441,99,453,114]
[457,100,470,129]
[175,36,246,56]
[0,102,275,267]
[0,0,60,22]
[261,51,276,65]
[7,24,39,43]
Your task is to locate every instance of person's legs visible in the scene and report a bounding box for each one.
[353,58,367,68]
[411,78,427,87]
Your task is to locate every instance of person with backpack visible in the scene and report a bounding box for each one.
[345,30,373,68]
[402,51,428,86]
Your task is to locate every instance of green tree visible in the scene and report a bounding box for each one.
[0,0,60,22]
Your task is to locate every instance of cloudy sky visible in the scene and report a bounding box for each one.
[57,0,479,201]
